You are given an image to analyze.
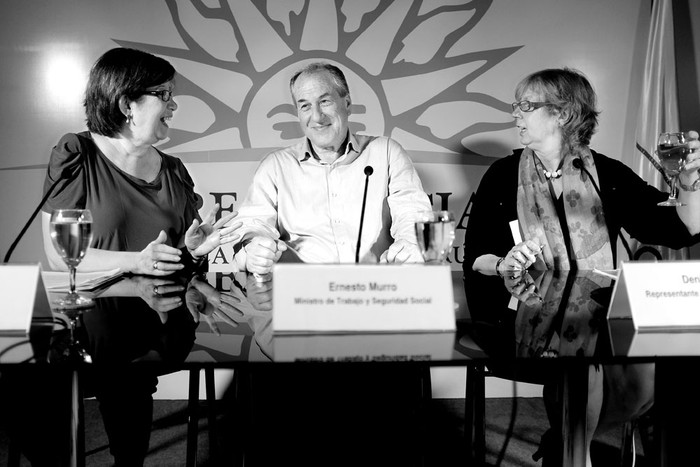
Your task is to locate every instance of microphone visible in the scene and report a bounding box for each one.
[355,165,373,263]
[572,158,633,262]
[3,166,79,263]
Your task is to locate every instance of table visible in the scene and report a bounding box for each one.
[4,267,696,466]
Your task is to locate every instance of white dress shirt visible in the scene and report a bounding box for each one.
[233,132,431,267]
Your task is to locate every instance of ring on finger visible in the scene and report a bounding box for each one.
[153,286,159,294]
[153,261,159,270]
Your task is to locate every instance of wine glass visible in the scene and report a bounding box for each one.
[49,209,94,309]
[657,132,691,207]
[414,210,456,263]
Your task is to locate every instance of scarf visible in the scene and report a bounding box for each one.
[514,270,612,358]
[516,147,613,270]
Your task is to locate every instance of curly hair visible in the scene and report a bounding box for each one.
[515,68,600,153]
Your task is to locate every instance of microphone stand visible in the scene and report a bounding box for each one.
[3,168,74,263]
[355,166,373,263]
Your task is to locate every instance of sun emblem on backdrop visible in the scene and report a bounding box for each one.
[115,0,521,161]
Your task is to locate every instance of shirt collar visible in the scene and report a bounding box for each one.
[299,131,359,164]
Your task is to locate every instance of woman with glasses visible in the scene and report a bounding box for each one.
[36,47,241,466]
[41,47,240,276]
[465,67,700,275]
[463,68,700,466]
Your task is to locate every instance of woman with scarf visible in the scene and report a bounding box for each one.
[465,68,700,275]
[463,68,700,466]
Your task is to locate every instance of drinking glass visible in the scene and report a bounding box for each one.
[49,209,94,309]
[657,132,691,207]
[414,210,456,263]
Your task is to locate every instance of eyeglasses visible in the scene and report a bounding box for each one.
[511,100,554,112]
[142,89,174,102]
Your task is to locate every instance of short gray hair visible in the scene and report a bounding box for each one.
[289,62,350,101]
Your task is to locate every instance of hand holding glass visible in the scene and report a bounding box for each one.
[415,210,455,263]
[657,132,691,207]
[49,209,94,309]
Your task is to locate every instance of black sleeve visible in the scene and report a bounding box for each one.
[462,154,520,273]
[596,154,700,250]
[43,133,87,212]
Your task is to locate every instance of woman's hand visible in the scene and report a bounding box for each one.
[135,230,185,276]
[185,204,243,259]
[504,271,542,305]
[679,130,700,188]
[677,130,700,235]
[499,240,542,274]
[126,275,185,318]
[185,277,244,334]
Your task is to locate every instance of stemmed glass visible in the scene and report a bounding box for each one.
[414,210,456,263]
[657,132,691,207]
[49,209,94,309]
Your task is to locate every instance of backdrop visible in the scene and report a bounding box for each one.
[0,0,652,272]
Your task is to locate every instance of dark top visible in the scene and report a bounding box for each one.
[463,148,699,271]
[43,132,202,251]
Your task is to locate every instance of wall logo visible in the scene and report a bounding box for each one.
[116,0,521,160]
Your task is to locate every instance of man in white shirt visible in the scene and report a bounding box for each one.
[234,62,431,274]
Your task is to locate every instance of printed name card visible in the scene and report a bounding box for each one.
[272,264,456,334]
[608,260,700,330]
[0,264,51,334]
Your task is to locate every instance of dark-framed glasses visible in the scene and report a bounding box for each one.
[142,89,173,102]
[511,100,553,112]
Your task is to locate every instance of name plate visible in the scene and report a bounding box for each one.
[0,264,52,334]
[608,261,700,330]
[272,264,456,334]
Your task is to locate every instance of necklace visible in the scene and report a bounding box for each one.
[543,168,562,179]
[540,157,565,180]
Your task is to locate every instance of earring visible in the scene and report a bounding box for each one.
[126,113,133,124]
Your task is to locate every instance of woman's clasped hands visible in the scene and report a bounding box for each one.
[504,271,543,306]
[498,239,542,275]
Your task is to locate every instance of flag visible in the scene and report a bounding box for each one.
[623,0,688,261]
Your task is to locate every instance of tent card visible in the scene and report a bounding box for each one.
[272,264,456,334]
[0,264,52,334]
[608,261,700,330]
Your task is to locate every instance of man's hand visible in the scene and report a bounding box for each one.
[245,273,273,311]
[380,240,423,263]
[244,236,287,274]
